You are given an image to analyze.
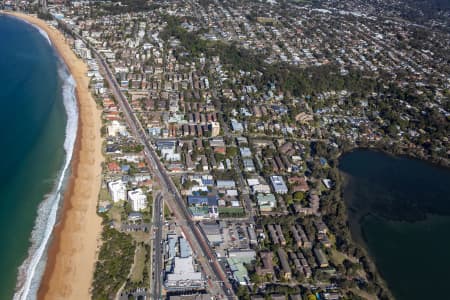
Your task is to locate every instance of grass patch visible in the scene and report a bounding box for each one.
[107,202,125,223]
[99,187,112,202]
[164,203,171,219]
[219,206,245,218]
[329,249,346,266]
[130,244,147,283]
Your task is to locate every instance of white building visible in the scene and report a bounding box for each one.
[165,256,204,290]
[107,120,127,137]
[270,175,288,194]
[210,121,220,137]
[108,180,126,203]
[251,184,272,194]
[243,158,256,172]
[240,147,252,158]
[128,189,147,211]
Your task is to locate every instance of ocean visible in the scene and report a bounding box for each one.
[0,15,78,299]
[340,150,450,300]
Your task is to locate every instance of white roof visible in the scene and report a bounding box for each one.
[166,257,203,282]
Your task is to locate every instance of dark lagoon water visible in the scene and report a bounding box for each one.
[0,15,77,299]
[340,149,450,300]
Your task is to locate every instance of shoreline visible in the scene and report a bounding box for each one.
[337,144,450,169]
[5,12,104,299]
[338,148,450,299]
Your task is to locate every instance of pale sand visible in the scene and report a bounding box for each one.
[6,12,103,300]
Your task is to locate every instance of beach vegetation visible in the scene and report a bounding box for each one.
[92,227,136,300]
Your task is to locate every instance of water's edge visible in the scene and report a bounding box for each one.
[11,19,79,300]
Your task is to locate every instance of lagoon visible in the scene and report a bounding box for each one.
[340,150,450,300]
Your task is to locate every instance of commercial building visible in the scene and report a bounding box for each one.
[199,221,223,245]
[227,249,255,285]
[179,237,192,258]
[165,256,205,291]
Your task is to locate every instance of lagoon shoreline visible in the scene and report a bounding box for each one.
[4,12,103,300]
[339,148,450,300]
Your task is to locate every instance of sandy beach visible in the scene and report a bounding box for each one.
[6,12,103,300]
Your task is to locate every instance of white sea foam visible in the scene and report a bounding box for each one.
[13,62,78,300]
[32,23,52,45]
[12,16,52,46]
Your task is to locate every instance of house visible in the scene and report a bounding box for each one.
[210,121,220,137]
[271,295,287,300]
[108,162,121,173]
[231,119,244,133]
[148,127,161,137]
[216,180,236,189]
[127,212,143,222]
[243,158,256,172]
[210,137,226,148]
[322,178,333,189]
[121,164,130,173]
[240,147,252,158]
[187,195,219,207]
[201,175,214,186]
[314,248,329,268]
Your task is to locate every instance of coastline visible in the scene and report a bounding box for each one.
[5,12,103,299]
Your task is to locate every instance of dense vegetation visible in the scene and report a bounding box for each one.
[92,227,136,300]
[92,0,160,15]
[161,16,377,97]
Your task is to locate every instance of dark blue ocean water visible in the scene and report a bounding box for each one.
[0,15,66,298]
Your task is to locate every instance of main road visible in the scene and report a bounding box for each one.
[98,54,235,298]
[151,192,164,299]
[62,24,236,299]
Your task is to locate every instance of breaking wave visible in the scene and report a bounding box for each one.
[13,16,52,46]
[13,62,78,300]
[32,24,52,46]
